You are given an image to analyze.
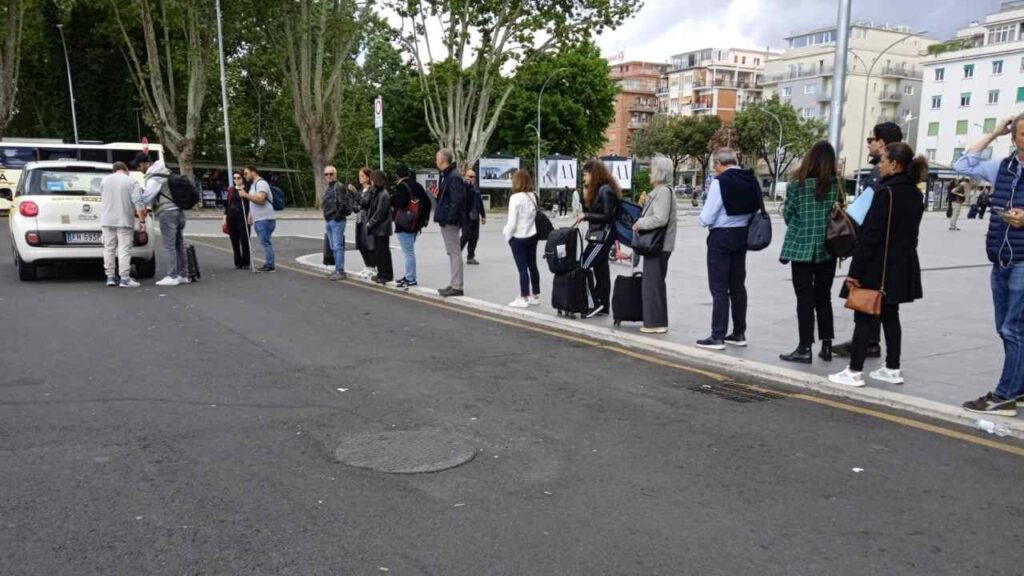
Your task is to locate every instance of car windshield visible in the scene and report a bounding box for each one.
[24,168,108,196]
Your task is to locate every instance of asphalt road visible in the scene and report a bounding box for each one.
[2,224,1024,575]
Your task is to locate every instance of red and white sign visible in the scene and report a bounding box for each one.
[374,96,383,129]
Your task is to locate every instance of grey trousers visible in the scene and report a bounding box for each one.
[158,209,188,279]
[642,251,672,329]
[102,226,133,279]
[440,224,464,290]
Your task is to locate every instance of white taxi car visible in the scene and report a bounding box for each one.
[7,160,155,281]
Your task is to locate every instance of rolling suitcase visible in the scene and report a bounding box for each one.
[185,243,200,281]
[552,267,593,318]
[323,233,335,266]
[612,271,643,326]
[545,226,582,274]
[967,204,979,219]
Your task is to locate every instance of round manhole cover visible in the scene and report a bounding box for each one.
[334,431,477,474]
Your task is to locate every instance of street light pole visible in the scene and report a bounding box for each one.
[853,29,928,192]
[537,68,567,187]
[55,24,79,144]
[828,0,852,155]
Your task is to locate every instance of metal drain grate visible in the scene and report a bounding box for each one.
[687,382,787,403]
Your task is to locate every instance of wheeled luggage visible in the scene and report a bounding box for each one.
[185,243,200,281]
[323,233,335,266]
[552,267,593,318]
[544,226,582,274]
[612,271,643,326]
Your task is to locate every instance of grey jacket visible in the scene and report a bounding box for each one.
[635,184,677,252]
[99,171,143,228]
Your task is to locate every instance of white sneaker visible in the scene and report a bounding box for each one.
[870,367,904,384]
[508,297,530,308]
[156,276,180,287]
[828,367,865,387]
[178,276,192,285]
[527,295,541,306]
[357,268,371,278]
[119,277,140,288]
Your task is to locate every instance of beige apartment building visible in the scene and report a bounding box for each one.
[658,48,769,123]
[761,23,936,177]
[600,61,670,157]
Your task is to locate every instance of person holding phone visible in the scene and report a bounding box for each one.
[955,114,1024,416]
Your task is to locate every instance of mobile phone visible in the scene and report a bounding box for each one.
[991,206,1006,217]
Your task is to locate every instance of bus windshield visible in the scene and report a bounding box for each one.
[0,146,36,168]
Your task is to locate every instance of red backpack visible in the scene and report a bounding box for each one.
[394,182,422,232]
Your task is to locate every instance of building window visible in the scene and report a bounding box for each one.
[988,24,1016,45]
[935,68,945,81]
[989,90,1000,104]
[782,86,792,97]
[931,95,941,109]
[984,118,997,133]
[960,92,971,107]
[904,85,914,95]
[927,122,939,136]
[956,120,969,135]
[1017,86,1024,103]
[953,148,966,161]
[805,84,817,95]
[755,58,761,65]
[993,60,1004,75]
[742,56,747,64]
[964,64,975,78]
[926,149,936,161]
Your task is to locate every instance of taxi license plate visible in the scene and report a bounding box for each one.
[65,231,102,244]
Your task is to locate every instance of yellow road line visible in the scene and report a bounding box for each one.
[190,239,1024,457]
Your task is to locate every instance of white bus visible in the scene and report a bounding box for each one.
[0,139,164,211]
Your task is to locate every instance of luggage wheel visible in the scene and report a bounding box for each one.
[613,320,621,327]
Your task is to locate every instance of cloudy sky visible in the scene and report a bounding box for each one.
[596,0,1006,62]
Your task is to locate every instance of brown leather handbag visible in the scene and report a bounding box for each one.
[845,189,892,316]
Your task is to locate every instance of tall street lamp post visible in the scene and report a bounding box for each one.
[536,68,567,184]
[56,24,79,144]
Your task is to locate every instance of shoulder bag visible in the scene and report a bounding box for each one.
[632,190,667,257]
[529,193,554,240]
[826,186,858,259]
[746,196,772,251]
[845,189,892,316]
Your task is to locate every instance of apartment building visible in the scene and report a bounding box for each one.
[916,1,1024,168]
[762,23,935,176]
[600,60,669,157]
[657,48,769,123]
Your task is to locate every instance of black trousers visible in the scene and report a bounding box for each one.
[581,234,614,311]
[373,235,393,281]
[461,221,480,259]
[226,208,250,267]
[356,222,375,268]
[707,227,748,340]
[978,204,988,218]
[791,259,837,346]
[850,303,902,371]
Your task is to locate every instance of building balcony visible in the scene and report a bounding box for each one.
[762,64,834,84]
[691,102,713,112]
[817,93,834,103]
[878,91,902,103]
[628,120,651,129]
[877,65,923,79]
[630,102,659,112]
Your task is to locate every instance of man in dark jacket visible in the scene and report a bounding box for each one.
[696,148,760,350]
[833,122,904,359]
[432,148,467,297]
[956,114,1024,416]
[322,165,350,280]
[461,169,486,265]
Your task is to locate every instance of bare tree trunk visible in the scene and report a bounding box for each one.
[0,0,25,139]
[111,0,209,179]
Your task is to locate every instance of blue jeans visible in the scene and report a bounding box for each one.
[992,263,1024,399]
[326,220,347,273]
[396,232,417,282]
[254,219,276,268]
[509,235,540,297]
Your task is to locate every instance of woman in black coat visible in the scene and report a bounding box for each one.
[830,142,925,388]
[221,170,251,269]
[576,159,622,317]
[365,170,394,285]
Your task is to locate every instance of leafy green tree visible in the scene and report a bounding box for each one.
[682,115,721,186]
[491,41,617,162]
[388,0,640,169]
[734,96,826,189]
[630,115,720,185]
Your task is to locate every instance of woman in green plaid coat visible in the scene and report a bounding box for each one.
[779,141,841,365]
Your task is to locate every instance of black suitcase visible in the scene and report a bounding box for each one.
[552,267,592,318]
[185,243,200,281]
[323,233,335,266]
[545,226,581,274]
[967,205,979,219]
[612,271,643,326]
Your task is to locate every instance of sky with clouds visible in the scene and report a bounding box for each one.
[596,0,1006,62]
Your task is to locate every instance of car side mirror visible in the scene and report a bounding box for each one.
[0,189,11,201]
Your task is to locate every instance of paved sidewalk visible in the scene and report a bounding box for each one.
[186,207,1015,434]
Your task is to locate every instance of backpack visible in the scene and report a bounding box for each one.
[412,182,433,231]
[154,173,200,210]
[394,183,422,233]
[268,183,286,211]
[826,203,858,259]
[545,226,582,274]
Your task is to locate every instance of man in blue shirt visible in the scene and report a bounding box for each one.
[954,115,1024,416]
[697,148,761,350]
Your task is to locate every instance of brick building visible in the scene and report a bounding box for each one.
[600,61,670,157]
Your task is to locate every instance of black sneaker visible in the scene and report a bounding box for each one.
[259,265,275,272]
[724,333,747,347]
[395,278,409,288]
[439,287,464,297]
[696,337,726,350]
[404,280,418,288]
[963,393,1018,417]
[467,258,480,265]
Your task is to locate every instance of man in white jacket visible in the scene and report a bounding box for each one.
[132,152,190,286]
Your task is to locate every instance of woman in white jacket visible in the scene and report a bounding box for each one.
[502,169,541,308]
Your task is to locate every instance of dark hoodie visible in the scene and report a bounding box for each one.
[716,168,761,216]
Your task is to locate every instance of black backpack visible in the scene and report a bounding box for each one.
[155,173,200,210]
